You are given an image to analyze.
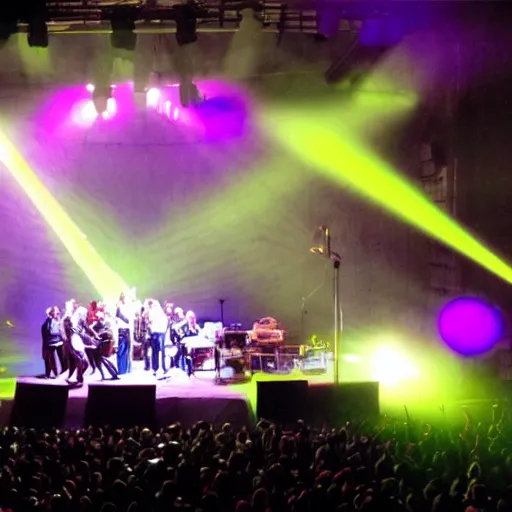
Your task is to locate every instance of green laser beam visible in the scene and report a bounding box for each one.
[269,107,512,284]
[0,129,128,299]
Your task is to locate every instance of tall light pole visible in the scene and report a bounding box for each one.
[310,226,342,386]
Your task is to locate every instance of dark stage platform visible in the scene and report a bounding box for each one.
[0,364,254,429]
[0,360,387,428]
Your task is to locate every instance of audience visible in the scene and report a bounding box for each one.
[1,405,511,512]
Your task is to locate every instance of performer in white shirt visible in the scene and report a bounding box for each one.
[146,299,169,376]
[179,310,201,376]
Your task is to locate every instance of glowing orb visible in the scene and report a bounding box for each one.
[438,297,503,356]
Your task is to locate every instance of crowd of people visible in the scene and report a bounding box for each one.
[1,405,511,512]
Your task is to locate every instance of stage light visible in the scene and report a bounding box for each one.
[76,101,99,125]
[146,88,160,109]
[110,13,137,51]
[27,19,48,48]
[25,0,49,48]
[101,98,117,120]
[342,354,361,363]
[86,84,95,93]
[372,346,419,386]
[92,85,113,116]
[438,297,503,356]
[174,0,207,46]
[0,0,18,46]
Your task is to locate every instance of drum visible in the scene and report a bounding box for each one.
[219,355,251,382]
[190,347,215,371]
[224,331,249,350]
[225,355,248,374]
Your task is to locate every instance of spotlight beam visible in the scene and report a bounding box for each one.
[269,111,512,285]
[0,129,128,299]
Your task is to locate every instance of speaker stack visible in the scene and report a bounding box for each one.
[256,380,380,426]
[84,384,157,428]
[10,382,69,428]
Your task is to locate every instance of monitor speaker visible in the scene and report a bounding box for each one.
[84,384,156,428]
[256,380,308,425]
[307,382,380,425]
[10,382,69,428]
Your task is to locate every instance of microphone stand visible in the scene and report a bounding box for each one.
[310,226,342,386]
[300,296,306,345]
[219,299,225,325]
[332,256,341,386]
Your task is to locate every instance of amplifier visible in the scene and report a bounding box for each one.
[218,355,251,383]
[223,331,249,350]
[279,345,304,357]
[302,352,327,375]
[191,347,215,371]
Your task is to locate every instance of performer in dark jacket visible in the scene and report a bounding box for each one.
[85,301,101,374]
[41,306,66,378]
[90,312,119,380]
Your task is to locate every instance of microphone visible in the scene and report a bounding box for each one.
[309,226,331,257]
[310,226,341,263]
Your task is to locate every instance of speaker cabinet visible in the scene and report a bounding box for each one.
[256,380,308,425]
[10,382,69,428]
[84,384,156,428]
[307,382,380,425]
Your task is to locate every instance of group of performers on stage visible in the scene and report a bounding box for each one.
[41,289,201,386]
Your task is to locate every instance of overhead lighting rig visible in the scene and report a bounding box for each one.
[0,0,18,46]
[0,1,496,38]
[24,0,49,48]
[108,8,139,51]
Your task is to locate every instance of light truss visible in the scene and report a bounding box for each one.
[10,0,507,36]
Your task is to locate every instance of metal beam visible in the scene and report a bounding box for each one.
[7,0,512,36]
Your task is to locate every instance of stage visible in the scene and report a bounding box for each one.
[0,360,336,429]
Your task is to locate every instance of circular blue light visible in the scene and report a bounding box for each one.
[438,297,503,356]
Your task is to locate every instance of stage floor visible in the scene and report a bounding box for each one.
[0,361,335,428]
